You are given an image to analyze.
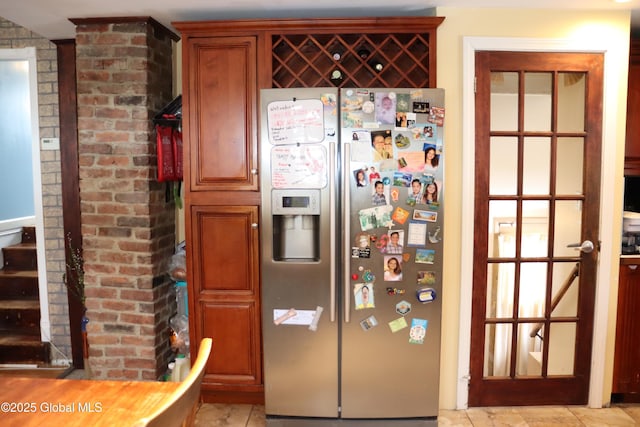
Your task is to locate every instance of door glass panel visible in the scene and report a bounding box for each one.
[516,322,544,377]
[490,72,518,131]
[522,200,549,255]
[490,137,518,195]
[489,200,517,258]
[524,72,551,132]
[548,323,576,375]
[486,263,514,319]
[553,200,582,257]
[523,137,550,195]
[521,218,548,258]
[556,137,584,195]
[550,262,579,317]
[484,323,512,377]
[558,72,585,132]
[518,262,547,318]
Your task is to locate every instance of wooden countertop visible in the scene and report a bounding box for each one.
[0,376,179,427]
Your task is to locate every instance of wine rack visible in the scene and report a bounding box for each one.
[270,18,443,89]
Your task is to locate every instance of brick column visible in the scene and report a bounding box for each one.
[72,17,178,380]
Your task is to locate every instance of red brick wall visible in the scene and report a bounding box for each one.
[74,18,176,380]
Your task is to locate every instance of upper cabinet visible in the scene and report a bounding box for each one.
[626,38,640,175]
[183,36,259,192]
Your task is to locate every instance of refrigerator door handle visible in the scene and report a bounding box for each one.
[343,142,351,323]
[329,141,336,323]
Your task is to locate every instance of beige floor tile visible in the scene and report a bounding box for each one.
[568,406,636,426]
[438,409,474,426]
[195,403,255,427]
[465,407,528,426]
[247,405,266,427]
[617,404,640,424]
[517,406,582,426]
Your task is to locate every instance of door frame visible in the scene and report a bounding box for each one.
[0,47,50,343]
[457,36,621,409]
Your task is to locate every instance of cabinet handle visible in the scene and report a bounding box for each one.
[251,223,258,229]
[630,265,638,271]
[251,168,258,175]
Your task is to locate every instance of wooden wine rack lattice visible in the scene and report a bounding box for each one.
[272,33,433,89]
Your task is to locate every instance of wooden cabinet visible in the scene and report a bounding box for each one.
[189,205,262,401]
[626,39,640,175]
[174,16,443,403]
[184,36,259,191]
[612,260,640,399]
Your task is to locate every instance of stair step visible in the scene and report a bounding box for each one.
[0,270,39,299]
[0,334,49,364]
[2,243,37,270]
[0,300,41,334]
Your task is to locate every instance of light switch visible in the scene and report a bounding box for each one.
[41,137,60,151]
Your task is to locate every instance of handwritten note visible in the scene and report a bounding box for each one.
[270,145,327,189]
[267,99,325,145]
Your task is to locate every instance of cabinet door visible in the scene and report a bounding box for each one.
[626,41,640,174]
[189,205,262,395]
[613,263,640,394]
[185,36,258,191]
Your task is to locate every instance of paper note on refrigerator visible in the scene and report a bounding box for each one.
[273,309,317,325]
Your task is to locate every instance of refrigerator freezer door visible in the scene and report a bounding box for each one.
[260,88,340,418]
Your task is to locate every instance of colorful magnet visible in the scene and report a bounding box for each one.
[388,317,408,333]
[386,287,406,296]
[351,273,359,280]
[362,270,375,282]
[375,233,389,250]
[416,287,436,303]
[382,177,391,185]
[409,318,428,344]
[360,315,378,331]
[395,300,412,316]
[390,188,399,202]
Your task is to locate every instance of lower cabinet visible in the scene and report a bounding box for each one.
[187,205,263,403]
[613,260,640,398]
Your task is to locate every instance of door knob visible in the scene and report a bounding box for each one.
[567,240,594,253]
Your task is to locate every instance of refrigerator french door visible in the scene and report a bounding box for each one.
[260,87,444,426]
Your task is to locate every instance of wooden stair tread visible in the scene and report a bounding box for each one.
[0,270,38,278]
[0,300,40,310]
[0,334,43,345]
[4,242,36,250]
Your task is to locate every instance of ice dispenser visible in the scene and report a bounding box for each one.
[271,189,320,261]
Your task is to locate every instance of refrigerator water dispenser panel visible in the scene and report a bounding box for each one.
[271,189,320,261]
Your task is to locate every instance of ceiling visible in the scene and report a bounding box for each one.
[1,0,640,40]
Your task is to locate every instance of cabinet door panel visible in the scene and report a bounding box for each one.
[197,208,257,292]
[613,263,640,394]
[189,205,262,389]
[188,37,257,191]
[200,301,260,382]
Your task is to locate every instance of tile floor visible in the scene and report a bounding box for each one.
[194,403,640,426]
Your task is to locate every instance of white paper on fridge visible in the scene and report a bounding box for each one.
[273,309,317,325]
[267,99,325,145]
[270,145,327,189]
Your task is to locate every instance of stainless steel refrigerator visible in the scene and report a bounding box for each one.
[260,87,444,426]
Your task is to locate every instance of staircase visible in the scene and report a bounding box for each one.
[0,227,49,365]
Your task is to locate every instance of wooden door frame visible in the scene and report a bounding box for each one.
[457,36,621,409]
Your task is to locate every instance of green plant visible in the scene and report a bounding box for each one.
[63,234,85,309]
